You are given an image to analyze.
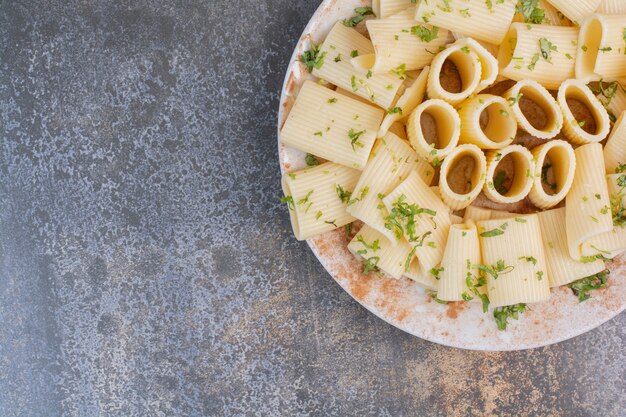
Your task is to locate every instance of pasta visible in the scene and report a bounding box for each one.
[558,79,611,145]
[544,0,603,26]
[477,215,551,307]
[537,208,606,287]
[363,8,449,74]
[458,94,517,149]
[502,79,563,139]
[595,80,626,123]
[311,22,405,109]
[565,143,613,260]
[282,162,361,241]
[597,0,626,14]
[378,67,430,137]
[576,14,626,82]
[463,205,492,222]
[382,170,452,270]
[451,38,499,92]
[489,210,520,220]
[513,0,571,26]
[528,140,576,209]
[498,23,579,90]
[427,42,483,106]
[372,0,413,19]
[348,225,414,279]
[438,144,487,210]
[280,81,384,170]
[347,132,434,242]
[483,145,535,204]
[414,0,517,45]
[406,99,461,162]
[404,258,438,290]
[603,111,626,174]
[437,223,485,302]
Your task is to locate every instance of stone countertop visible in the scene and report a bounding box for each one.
[0,1,623,416]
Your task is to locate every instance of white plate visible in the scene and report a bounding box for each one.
[277,0,626,351]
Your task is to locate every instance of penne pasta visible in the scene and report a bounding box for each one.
[502,79,563,140]
[363,8,449,74]
[603,111,626,173]
[565,143,613,260]
[596,0,626,14]
[280,81,384,170]
[348,225,414,279]
[347,132,434,242]
[406,99,461,162]
[558,79,611,145]
[544,0,603,26]
[311,22,405,109]
[378,67,430,137]
[576,14,626,82]
[414,0,517,45]
[281,162,361,240]
[372,0,414,19]
[383,170,452,270]
[537,208,606,287]
[477,214,551,307]
[427,43,483,106]
[437,223,486,302]
[438,144,487,210]
[483,145,535,204]
[458,94,517,149]
[498,23,579,90]
[529,140,576,209]
[463,205,492,222]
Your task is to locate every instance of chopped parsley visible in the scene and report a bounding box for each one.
[463,273,490,312]
[345,223,354,237]
[568,270,609,302]
[539,37,557,63]
[494,303,527,330]
[348,128,366,150]
[516,0,546,24]
[480,222,508,238]
[411,25,440,42]
[384,194,437,242]
[541,164,556,190]
[388,107,403,115]
[459,8,471,18]
[363,256,380,274]
[356,235,380,251]
[305,153,319,167]
[280,195,294,210]
[507,92,523,106]
[328,98,337,104]
[494,170,508,195]
[528,53,540,71]
[430,266,444,280]
[519,256,537,265]
[350,49,359,58]
[390,63,407,80]
[472,259,514,280]
[343,6,375,27]
[336,184,352,204]
[298,42,327,72]
[348,186,369,206]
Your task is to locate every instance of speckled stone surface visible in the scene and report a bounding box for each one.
[0,1,624,416]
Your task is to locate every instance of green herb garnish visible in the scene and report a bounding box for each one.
[494,303,527,330]
[568,270,609,302]
[343,7,375,27]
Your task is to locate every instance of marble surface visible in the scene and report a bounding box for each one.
[0,1,624,416]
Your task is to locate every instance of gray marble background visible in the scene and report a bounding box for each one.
[0,0,624,416]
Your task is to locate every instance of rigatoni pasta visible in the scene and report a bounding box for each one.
[406,99,461,162]
[438,144,487,210]
[597,0,626,14]
[458,94,517,149]
[603,111,626,173]
[483,145,535,204]
[378,67,429,137]
[280,81,384,170]
[557,79,611,145]
[348,225,414,279]
[427,43,483,106]
[282,162,361,240]
[544,0,603,26]
[372,0,413,19]
[463,205,492,222]
[502,80,563,139]
[529,140,576,209]
[498,23,578,90]
[414,0,517,45]
[576,14,626,82]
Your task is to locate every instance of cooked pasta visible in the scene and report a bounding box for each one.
[347,132,433,242]
[406,99,461,162]
[348,225,414,279]
[437,223,484,302]
[502,79,563,139]
[281,162,361,240]
[363,8,449,74]
[565,143,613,260]
[477,215,551,307]
[280,81,384,169]
[427,43,483,106]
[529,140,576,209]
[382,170,452,270]
[311,22,405,109]
[372,0,413,19]
[458,94,517,149]
[378,67,430,137]
[439,144,487,210]
[483,145,535,204]
[414,0,517,45]
[597,0,626,14]
[558,79,611,145]
[603,111,626,173]
[537,208,606,287]
[452,38,499,92]
[596,80,626,123]
[498,23,579,90]
[463,205,492,222]
[404,258,438,290]
[544,0,603,26]
[576,14,626,82]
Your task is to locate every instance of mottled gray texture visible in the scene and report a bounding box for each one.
[0,0,623,416]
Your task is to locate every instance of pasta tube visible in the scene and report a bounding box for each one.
[498,23,578,90]
[438,144,487,210]
[603,111,626,174]
[458,94,517,149]
[463,205,492,222]
[565,143,613,260]
[483,145,535,204]
[281,162,361,240]
[427,43,483,106]
[477,214,551,307]
[558,79,611,145]
[280,81,384,170]
[544,0,603,26]
[529,140,576,209]
[502,79,563,140]
[576,14,626,82]
[348,225,414,279]
[372,0,413,19]
[406,99,461,162]
[597,0,626,14]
